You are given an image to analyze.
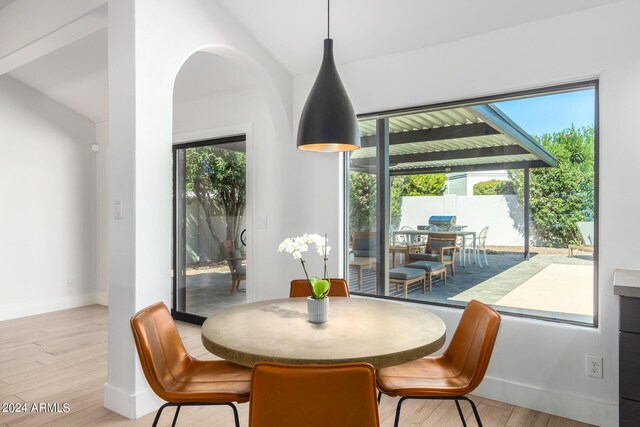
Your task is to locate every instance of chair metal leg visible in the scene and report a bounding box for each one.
[454,399,467,427]
[171,405,181,427]
[377,391,382,404]
[152,402,240,427]
[152,402,172,427]
[390,395,482,427]
[461,396,482,427]
[227,402,240,427]
[393,396,408,427]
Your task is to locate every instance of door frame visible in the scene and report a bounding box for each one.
[171,124,254,324]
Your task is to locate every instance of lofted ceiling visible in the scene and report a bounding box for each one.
[4,0,623,123]
[9,29,109,123]
[217,0,623,75]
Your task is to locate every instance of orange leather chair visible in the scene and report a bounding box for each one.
[377,300,501,427]
[249,362,379,427]
[289,278,351,297]
[130,302,251,427]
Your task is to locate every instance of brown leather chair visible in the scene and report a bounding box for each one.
[289,278,351,297]
[249,362,380,427]
[377,300,501,427]
[130,302,251,427]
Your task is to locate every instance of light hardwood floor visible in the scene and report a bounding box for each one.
[0,305,595,427]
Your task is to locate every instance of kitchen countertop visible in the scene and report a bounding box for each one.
[613,269,640,298]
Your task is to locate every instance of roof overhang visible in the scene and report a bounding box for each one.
[350,104,557,175]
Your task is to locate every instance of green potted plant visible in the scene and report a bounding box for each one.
[279,233,332,323]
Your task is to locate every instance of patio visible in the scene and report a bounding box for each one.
[182,249,593,323]
[348,250,594,323]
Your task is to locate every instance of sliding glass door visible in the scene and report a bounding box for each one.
[173,135,247,322]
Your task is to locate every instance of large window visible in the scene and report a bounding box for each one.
[346,82,598,325]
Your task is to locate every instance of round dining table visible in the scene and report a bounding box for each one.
[201,297,446,369]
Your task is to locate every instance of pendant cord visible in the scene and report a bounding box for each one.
[327,0,330,38]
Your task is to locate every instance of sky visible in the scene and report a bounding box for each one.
[494,88,595,137]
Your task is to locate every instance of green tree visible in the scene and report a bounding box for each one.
[473,179,515,195]
[349,172,376,232]
[349,172,446,232]
[508,126,594,247]
[403,174,447,196]
[186,147,246,254]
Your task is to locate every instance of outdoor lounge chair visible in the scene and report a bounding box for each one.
[568,221,594,257]
[351,232,376,257]
[408,234,456,277]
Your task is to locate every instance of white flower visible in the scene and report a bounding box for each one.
[278,234,331,260]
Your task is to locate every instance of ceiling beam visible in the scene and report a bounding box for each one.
[390,160,551,175]
[350,160,550,175]
[360,122,500,148]
[0,0,107,76]
[472,104,558,167]
[350,145,528,167]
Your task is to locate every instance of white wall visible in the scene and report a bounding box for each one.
[401,195,525,246]
[95,121,108,305]
[292,2,640,425]
[0,75,97,320]
[105,0,295,418]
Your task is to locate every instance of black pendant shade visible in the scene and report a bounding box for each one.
[297,39,360,152]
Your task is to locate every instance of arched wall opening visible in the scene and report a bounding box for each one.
[105,0,296,415]
[171,51,261,317]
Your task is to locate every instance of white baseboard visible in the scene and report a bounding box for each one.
[103,382,164,419]
[0,293,97,321]
[95,291,109,306]
[476,376,617,427]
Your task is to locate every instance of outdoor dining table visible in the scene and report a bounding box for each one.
[393,229,478,266]
[201,297,446,369]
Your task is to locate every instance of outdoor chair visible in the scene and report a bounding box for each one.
[377,300,501,427]
[476,226,489,267]
[449,225,466,265]
[289,278,350,297]
[568,221,594,257]
[249,362,380,427]
[395,225,410,244]
[351,231,376,257]
[223,240,246,294]
[130,302,251,427]
[408,233,457,277]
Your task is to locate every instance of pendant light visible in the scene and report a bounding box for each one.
[297,0,360,152]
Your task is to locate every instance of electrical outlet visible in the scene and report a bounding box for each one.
[67,276,75,288]
[586,355,603,378]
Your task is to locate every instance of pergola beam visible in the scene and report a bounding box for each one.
[348,160,549,175]
[351,145,528,168]
[360,122,500,148]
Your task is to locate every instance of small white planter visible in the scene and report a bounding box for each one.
[307,296,329,324]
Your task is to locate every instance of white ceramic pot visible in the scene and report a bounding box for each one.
[307,296,329,324]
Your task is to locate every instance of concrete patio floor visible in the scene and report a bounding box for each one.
[348,252,594,323]
[180,251,594,324]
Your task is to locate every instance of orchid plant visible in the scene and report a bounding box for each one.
[278,233,331,299]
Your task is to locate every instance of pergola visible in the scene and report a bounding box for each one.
[351,104,557,175]
[349,104,558,293]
